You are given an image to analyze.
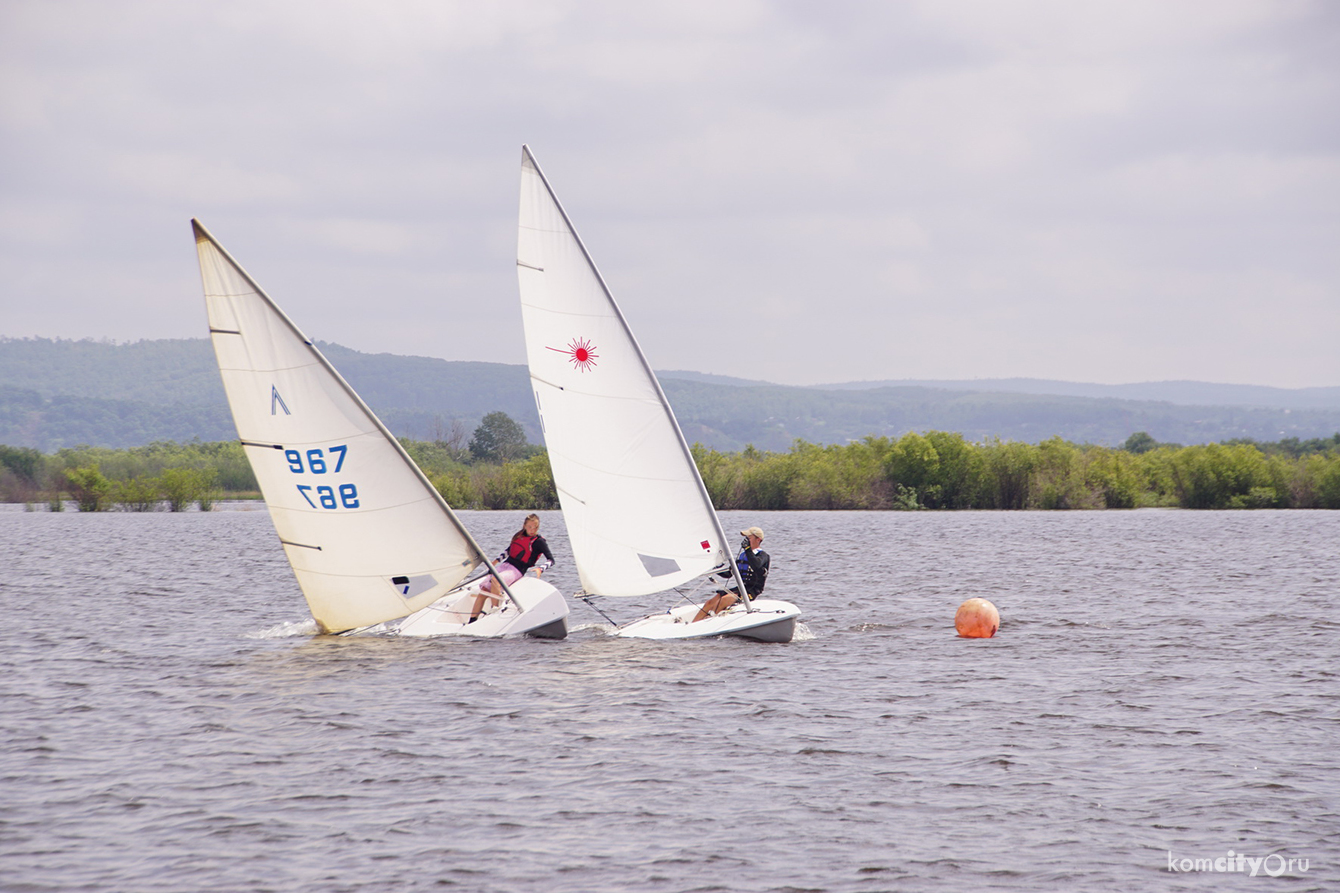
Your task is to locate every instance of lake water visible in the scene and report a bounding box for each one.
[2,506,1337,892]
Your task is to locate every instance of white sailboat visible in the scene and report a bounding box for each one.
[514,147,801,642]
[192,219,568,639]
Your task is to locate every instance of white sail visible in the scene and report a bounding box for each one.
[193,220,485,633]
[516,147,731,597]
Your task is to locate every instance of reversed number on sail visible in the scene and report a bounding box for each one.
[285,446,360,509]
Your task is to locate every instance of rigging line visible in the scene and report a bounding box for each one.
[578,595,620,627]
[672,576,718,609]
[674,589,705,609]
[417,599,503,619]
[417,601,468,616]
[337,622,389,637]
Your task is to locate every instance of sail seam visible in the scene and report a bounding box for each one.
[517,302,613,319]
[553,453,693,484]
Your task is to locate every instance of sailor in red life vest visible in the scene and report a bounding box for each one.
[470,513,556,622]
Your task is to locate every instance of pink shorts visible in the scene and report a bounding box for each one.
[481,563,523,593]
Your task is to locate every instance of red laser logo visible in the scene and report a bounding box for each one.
[548,337,599,372]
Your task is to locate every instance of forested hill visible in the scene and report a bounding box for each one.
[0,338,539,451]
[804,377,1340,410]
[3,336,1339,452]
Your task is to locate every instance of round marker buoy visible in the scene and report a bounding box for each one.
[955,598,1000,638]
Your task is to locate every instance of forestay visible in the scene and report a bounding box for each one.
[193,220,485,632]
[516,147,730,597]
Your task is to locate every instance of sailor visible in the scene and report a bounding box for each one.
[693,526,769,622]
[470,513,555,621]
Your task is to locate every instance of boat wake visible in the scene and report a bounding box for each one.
[571,622,618,636]
[246,619,319,639]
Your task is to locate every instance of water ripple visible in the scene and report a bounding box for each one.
[2,508,1337,891]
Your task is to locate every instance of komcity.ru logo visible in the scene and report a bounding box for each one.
[1167,851,1311,877]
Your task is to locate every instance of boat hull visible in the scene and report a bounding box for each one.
[613,598,801,642]
[397,575,569,638]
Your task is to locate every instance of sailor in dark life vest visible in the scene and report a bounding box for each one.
[693,525,769,622]
[470,513,555,622]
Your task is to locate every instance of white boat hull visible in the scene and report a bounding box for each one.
[397,575,569,639]
[614,598,801,642]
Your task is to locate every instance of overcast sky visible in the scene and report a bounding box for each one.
[1,1,1337,388]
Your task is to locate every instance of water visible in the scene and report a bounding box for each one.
[2,507,1337,892]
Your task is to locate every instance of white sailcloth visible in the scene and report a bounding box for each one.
[193,220,484,632]
[516,147,729,597]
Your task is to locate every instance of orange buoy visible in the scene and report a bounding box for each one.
[955,598,1000,638]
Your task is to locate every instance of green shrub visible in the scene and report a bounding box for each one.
[64,464,112,512]
[113,476,161,512]
[159,467,216,512]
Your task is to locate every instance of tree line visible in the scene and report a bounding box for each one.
[3,422,1339,512]
[693,431,1340,511]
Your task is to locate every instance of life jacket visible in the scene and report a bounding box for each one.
[737,549,757,587]
[735,547,768,595]
[508,534,536,566]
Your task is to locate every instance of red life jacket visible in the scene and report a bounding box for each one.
[508,534,536,566]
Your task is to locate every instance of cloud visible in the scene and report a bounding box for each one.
[0,0,1336,387]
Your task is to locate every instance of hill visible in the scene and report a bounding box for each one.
[0,337,540,450]
[3,336,1338,452]
[805,376,1340,410]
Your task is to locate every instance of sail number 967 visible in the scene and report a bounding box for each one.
[286,446,347,474]
[285,446,360,510]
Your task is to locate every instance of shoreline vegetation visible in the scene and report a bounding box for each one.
[3,427,1339,512]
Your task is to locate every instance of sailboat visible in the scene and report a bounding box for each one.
[514,147,802,642]
[191,219,568,638]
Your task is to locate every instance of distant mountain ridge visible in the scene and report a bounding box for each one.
[802,377,1340,410]
[3,337,1339,452]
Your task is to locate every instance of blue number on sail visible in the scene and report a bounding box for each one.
[295,482,360,509]
[271,385,291,415]
[285,445,349,475]
[290,445,357,508]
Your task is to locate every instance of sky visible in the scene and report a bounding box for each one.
[1,1,1337,388]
